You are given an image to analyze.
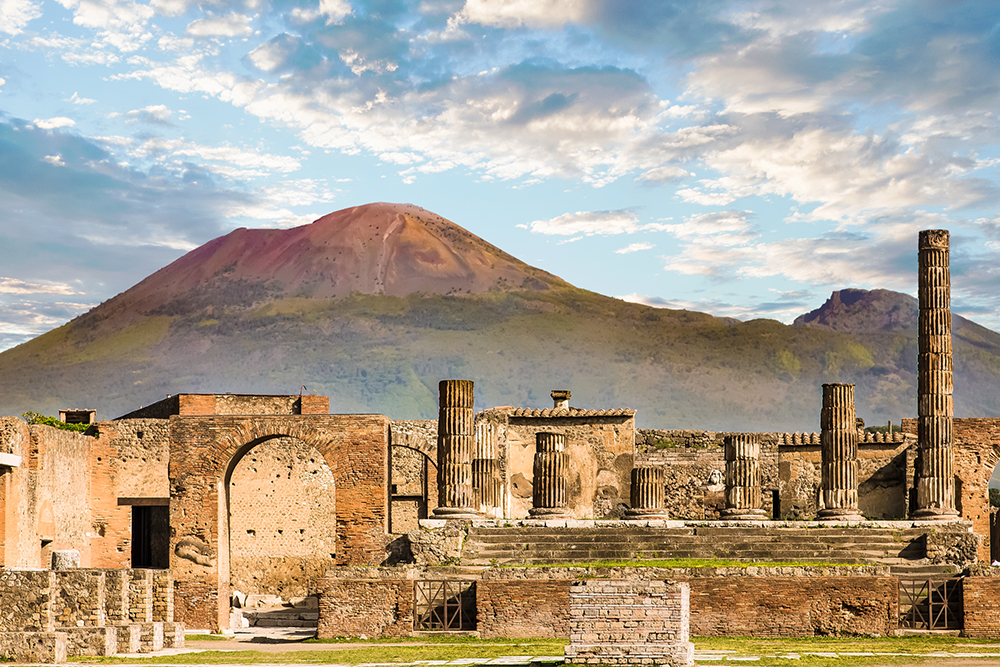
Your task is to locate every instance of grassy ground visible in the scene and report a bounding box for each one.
[61,635,1000,666]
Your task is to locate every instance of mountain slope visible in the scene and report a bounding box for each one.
[2,205,999,430]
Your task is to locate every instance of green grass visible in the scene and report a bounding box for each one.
[182,634,229,641]
[70,639,567,664]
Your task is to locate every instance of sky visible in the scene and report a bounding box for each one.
[2,0,1000,353]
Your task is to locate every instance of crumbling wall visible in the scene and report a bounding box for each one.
[637,430,778,519]
[229,436,337,599]
[0,417,33,567]
[495,412,634,519]
[389,420,437,533]
[33,425,91,565]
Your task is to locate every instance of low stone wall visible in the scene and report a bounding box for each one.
[318,565,899,639]
[565,580,693,667]
[0,567,182,661]
[318,578,414,638]
[477,578,573,638]
[962,570,1000,639]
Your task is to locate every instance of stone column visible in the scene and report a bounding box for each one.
[473,420,501,512]
[817,383,865,521]
[915,229,959,520]
[720,434,767,520]
[625,466,670,520]
[432,379,479,519]
[529,432,571,519]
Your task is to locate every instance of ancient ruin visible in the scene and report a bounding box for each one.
[3,229,1000,661]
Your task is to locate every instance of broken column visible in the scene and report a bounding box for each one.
[473,420,501,513]
[551,389,571,409]
[915,229,959,520]
[720,433,767,520]
[817,383,865,521]
[529,432,570,519]
[625,466,670,520]
[432,379,479,519]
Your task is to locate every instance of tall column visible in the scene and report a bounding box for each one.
[625,466,670,520]
[720,434,767,520]
[529,432,570,519]
[432,379,479,519]
[473,420,501,512]
[915,229,959,520]
[817,383,865,521]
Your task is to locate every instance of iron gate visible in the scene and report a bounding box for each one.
[413,580,477,631]
[899,578,963,630]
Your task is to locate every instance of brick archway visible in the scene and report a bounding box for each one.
[168,414,390,631]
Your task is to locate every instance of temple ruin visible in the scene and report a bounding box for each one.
[3,229,1000,661]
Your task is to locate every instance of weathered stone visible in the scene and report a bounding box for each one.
[817,383,865,521]
[721,434,767,520]
[529,432,571,519]
[432,380,479,519]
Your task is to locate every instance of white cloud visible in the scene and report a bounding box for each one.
[615,242,654,254]
[126,137,301,177]
[0,277,80,295]
[42,154,66,166]
[290,0,352,25]
[110,104,173,124]
[185,13,254,38]
[459,0,588,29]
[69,92,97,105]
[526,209,669,236]
[33,117,76,129]
[55,0,154,52]
[0,77,5,90]
[636,165,692,184]
[0,0,42,35]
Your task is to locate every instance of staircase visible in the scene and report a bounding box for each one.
[463,524,934,566]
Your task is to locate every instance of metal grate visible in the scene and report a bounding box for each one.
[899,578,963,630]
[413,580,477,631]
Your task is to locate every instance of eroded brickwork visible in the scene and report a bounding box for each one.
[962,571,1000,639]
[229,437,337,598]
[317,578,413,638]
[477,579,572,638]
[565,580,693,667]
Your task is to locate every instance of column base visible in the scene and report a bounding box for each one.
[816,508,866,521]
[719,508,768,521]
[528,507,572,519]
[913,507,961,521]
[624,508,671,520]
[431,507,480,520]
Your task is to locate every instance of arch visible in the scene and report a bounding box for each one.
[168,413,390,631]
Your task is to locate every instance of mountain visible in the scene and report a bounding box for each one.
[2,203,999,430]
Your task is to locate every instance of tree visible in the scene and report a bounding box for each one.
[990,487,1000,508]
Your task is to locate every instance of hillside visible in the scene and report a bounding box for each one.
[1,204,999,430]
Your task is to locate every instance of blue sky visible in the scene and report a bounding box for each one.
[3,0,1000,352]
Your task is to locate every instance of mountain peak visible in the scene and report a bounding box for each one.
[793,289,918,333]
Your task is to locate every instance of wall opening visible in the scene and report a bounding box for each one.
[390,445,436,534]
[990,462,1000,564]
[227,436,336,600]
[131,505,170,569]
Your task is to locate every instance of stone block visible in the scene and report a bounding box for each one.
[112,624,142,653]
[138,622,164,652]
[163,622,185,648]
[51,550,81,570]
[59,626,117,657]
[0,631,67,664]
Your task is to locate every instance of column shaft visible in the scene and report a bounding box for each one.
[817,383,865,521]
[432,379,479,519]
[529,432,570,519]
[720,434,767,520]
[625,466,670,520]
[915,229,959,520]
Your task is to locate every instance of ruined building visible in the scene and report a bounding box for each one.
[3,229,1000,660]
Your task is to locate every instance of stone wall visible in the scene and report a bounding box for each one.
[229,436,337,599]
[564,580,693,667]
[117,394,329,419]
[902,418,1000,562]
[962,570,1000,639]
[168,414,390,630]
[0,569,55,631]
[317,565,900,639]
[317,578,413,638]
[483,410,635,519]
[477,578,572,638]
[0,417,34,567]
[390,420,437,532]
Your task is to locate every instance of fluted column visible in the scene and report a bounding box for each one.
[720,434,767,520]
[432,379,479,519]
[915,229,959,520]
[529,432,571,519]
[817,383,865,521]
[625,466,670,520]
[473,420,501,512]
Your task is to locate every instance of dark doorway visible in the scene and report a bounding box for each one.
[132,505,170,569]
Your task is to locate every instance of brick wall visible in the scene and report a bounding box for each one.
[477,579,572,638]
[229,436,337,598]
[962,574,1000,639]
[565,580,693,667]
[168,414,390,630]
[317,579,413,638]
[903,417,1000,562]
